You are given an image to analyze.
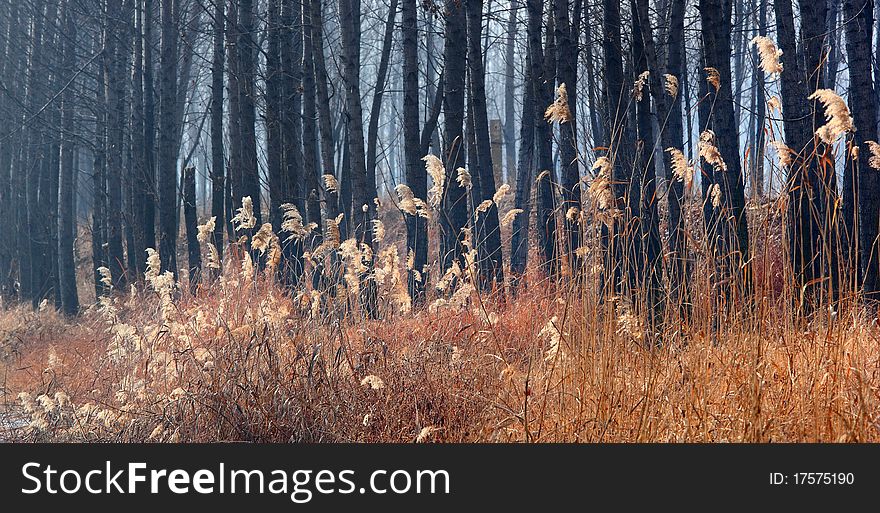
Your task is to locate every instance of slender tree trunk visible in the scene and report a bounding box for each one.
[58,4,79,315]
[467,0,504,289]
[158,0,179,275]
[143,0,157,263]
[440,0,469,275]
[845,0,880,295]
[183,166,201,291]
[210,0,225,266]
[402,0,427,303]
[698,0,750,289]
[310,0,340,229]
[301,0,322,235]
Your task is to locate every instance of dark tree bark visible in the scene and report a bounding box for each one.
[528,0,557,277]
[237,0,262,229]
[632,0,663,326]
[142,0,158,264]
[310,0,340,228]
[402,0,427,303]
[301,0,322,234]
[775,0,836,305]
[510,62,534,287]
[158,0,179,275]
[183,166,201,292]
[467,0,504,289]
[58,3,79,315]
[503,1,517,186]
[105,0,128,288]
[844,0,880,295]
[698,0,749,287]
[210,0,225,265]
[554,0,580,273]
[440,0,469,275]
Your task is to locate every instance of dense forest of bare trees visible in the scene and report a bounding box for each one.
[2,0,880,328]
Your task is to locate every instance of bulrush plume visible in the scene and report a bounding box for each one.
[588,157,614,210]
[493,183,510,204]
[751,36,783,76]
[663,74,679,97]
[423,154,445,207]
[632,71,650,101]
[394,184,430,218]
[808,89,855,144]
[710,183,722,209]
[456,167,472,189]
[770,140,793,168]
[231,196,257,231]
[371,219,385,244]
[704,67,721,91]
[767,96,781,113]
[322,173,339,193]
[699,130,727,171]
[666,148,694,190]
[280,203,317,242]
[196,216,216,243]
[545,83,572,123]
[475,199,493,218]
[867,141,880,169]
[360,375,385,390]
[501,208,523,227]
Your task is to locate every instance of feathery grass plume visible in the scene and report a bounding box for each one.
[456,167,472,189]
[588,157,614,210]
[615,300,644,342]
[394,184,430,219]
[97,267,113,290]
[339,239,367,295]
[196,216,216,243]
[632,71,650,101]
[231,196,257,231]
[145,248,161,280]
[545,83,572,123]
[770,140,793,168]
[710,183,722,209]
[751,36,784,76]
[280,203,316,242]
[699,130,727,171]
[493,183,510,204]
[767,96,781,113]
[251,223,277,256]
[704,67,721,91]
[416,426,441,443]
[663,74,679,97]
[371,219,385,244]
[867,141,880,169]
[206,243,221,269]
[422,154,445,207]
[850,145,859,161]
[566,206,581,222]
[323,173,339,193]
[666,147,694,190]
[540,316,564,363]
[475,199,493,218]
[808,89,855,144]
[500,208,523,227]
[360,375,385,390]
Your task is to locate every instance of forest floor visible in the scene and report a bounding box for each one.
[1,262,879,442]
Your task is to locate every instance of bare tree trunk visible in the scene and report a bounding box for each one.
[440,0,468,275]
[209,0,225,266]
[310,0,340,229]
[143,0,158,263]
[528,0,557,277]
[510,61,534,287]
[158,0,179,275]
[183,166,201,291]
[467,0,504,289]
[504,1,517,186]
[698,0,750,289]
[301,0,322,235]
[58,3,79,315]
[845,0,880,295]
[554,0,580,274]
[402,0,427,303]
